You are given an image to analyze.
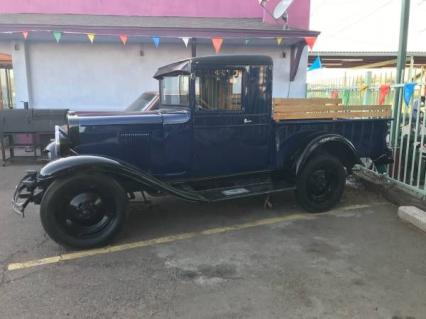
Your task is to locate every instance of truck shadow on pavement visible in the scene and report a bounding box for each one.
[115,180,381,246]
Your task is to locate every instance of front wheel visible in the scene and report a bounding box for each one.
[40,173,128,249]
[296,155,346,213]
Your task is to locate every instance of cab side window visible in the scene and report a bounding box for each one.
[195,69,243,111]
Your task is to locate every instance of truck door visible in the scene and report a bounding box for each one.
[192,65,272,177]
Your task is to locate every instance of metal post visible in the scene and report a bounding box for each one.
[363,71,372,105]
[390,0,410,146]
[191,38,197,57]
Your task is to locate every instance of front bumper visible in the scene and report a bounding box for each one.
[12,171,39,217]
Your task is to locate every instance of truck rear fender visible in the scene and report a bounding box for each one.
[295,134,361,175]
[37,155,206,202]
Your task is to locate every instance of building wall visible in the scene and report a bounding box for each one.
[0,0,310,29]
[1,41,307,111]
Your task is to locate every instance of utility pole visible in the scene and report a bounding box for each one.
[391,0,410,146]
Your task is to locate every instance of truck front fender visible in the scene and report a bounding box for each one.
[38,155,206,202]
[295,134,361,175]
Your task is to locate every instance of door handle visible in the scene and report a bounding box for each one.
[243,118,252,124]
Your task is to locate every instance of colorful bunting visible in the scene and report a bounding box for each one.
[119,34,128,46]
[404,82,416,106]
[53,31,62,43]
[379,84,390,105]
[359,84,368,94]
[22,31,29,40]
[308,56,322,71]
[181,37,190,47]
[304,37,317,50]
[342,89,351,106]
[152,36,160,48]
[87,33,95,44]
[276,37,283,46]
[211,37,224,54]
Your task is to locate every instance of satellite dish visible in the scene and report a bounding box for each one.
[273,0,294,19]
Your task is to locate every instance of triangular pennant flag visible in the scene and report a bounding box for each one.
[331,90,339,99]
[308,56,322,71]
[342,89,351,106]
[304,36,317,50]
[119,34,128,46]
[403,82,416,106]
[276,37,283,46]
[181,37,190,47]
[53,31,62,43]
[87,33,95,44]
[22,31,29,40]
[359,84,368,94]
[244,39,250,46]
[152,36,160,48]
[211,37,223,54]
[379,84,390,105]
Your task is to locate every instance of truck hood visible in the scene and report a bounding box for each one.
[69,109,191,126]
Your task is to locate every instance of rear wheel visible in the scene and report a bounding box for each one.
[40,173,128,249]
[296,155,346,213]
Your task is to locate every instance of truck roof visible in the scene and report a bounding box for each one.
[154,55,273,79]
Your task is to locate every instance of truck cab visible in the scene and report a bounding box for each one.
[154,55,273,177]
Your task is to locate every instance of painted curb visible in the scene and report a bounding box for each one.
[398,206,426,233]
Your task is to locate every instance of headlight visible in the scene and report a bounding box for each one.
[54,125,71,156]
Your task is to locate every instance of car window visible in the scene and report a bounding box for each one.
[195,69,243,111]
[160,75,190,106]
[126,92,156,112]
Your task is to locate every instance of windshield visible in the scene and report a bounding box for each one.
[126,92,156,112]
[160,75,189,106]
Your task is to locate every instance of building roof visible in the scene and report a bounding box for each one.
[308,51,426,69]
[0,14,319,44]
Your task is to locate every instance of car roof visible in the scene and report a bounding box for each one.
[153,55,273,79]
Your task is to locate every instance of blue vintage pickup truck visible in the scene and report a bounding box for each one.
[13,55,392,248]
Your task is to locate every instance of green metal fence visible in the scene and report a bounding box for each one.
[307,66,426,196]
[307,70,396,106]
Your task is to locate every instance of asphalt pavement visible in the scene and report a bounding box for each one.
[1,163,425,319]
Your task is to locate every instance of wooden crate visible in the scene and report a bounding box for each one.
[272,98,392,121]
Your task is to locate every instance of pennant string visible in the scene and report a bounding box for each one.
[211,37,223,54]
[379,84,390,105]
[152,36,160,48]
[119,34,128,45]
[52,31,62,43]
[87,33,95,44]
[304,37,317,50]
[404,83,416,106]
[181,37,190,47]
[308,56,322,71]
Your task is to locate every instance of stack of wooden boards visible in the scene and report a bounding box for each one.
[273,98,392,121]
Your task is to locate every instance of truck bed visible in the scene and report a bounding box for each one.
[274,117,391,161]
[273,98,391,121]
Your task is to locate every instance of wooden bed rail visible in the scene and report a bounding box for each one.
[272,98,392,121]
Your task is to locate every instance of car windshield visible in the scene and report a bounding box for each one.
[160,75,189,106]
[125,92,156,112]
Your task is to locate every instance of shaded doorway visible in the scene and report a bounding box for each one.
[0,53,15,109]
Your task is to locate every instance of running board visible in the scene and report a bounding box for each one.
[195,180,295,202]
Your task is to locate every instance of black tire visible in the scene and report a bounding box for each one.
[296,155,346,213]
[40,173,128,249]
